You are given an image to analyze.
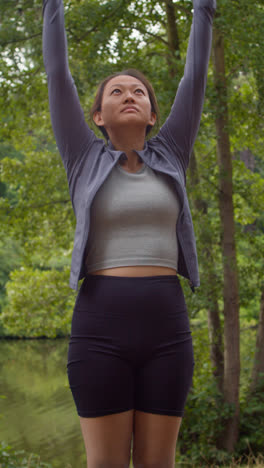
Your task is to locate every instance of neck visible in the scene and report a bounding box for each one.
[107,128,146,168]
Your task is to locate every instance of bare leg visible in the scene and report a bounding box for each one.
[80,409,134,468]
[132,411,182,468]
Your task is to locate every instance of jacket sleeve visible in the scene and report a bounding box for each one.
[42,0,96,172]
[157,0,216,173]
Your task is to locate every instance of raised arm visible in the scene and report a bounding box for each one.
[42,0,95,172]
[157,0,216,172]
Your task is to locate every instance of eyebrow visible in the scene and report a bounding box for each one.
[109,83,145,88]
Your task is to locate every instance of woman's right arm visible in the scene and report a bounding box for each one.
[42,0,95,171]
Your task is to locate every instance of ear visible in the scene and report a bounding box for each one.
[149,111,157,127]
[93,111,105,127]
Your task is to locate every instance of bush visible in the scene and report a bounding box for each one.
[237,377,264,456]
[0,441,52,468]
[178,378,234,466]
[0,267,76,338]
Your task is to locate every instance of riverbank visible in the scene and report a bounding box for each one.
[1,443,263,468]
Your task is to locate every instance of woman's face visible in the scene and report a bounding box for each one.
[93,75,156,135]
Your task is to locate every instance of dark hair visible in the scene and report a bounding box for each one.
[90,68,159,140]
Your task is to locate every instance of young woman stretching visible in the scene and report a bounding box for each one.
[42,0,216,466]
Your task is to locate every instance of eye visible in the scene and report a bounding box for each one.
[111,88,121,95]
[135,88,145,95]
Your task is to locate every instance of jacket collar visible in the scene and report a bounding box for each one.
[106,140,126,161]
[107,139,149,162]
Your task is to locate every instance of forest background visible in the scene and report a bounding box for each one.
[0,0,264,465]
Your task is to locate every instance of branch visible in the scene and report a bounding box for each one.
[26,199,71,209]
[173,4,193,17]
[160,0,193,17]
[0,32,42,47]
[68,2,125,43]
[199,173,222,194]
[1,199,70,214]
[119,25,168,46]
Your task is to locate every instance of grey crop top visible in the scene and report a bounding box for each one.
[85,161,181,274]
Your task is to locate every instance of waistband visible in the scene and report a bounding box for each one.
[85,274,180,282]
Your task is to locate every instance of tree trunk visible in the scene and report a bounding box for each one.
[250,289,264,394]
[212,26,240,451]
[164,0,180,78]
[207,299,224,393]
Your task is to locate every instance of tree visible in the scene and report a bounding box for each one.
[212,23,240,451]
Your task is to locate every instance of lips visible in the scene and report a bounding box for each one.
[121,106,138,112]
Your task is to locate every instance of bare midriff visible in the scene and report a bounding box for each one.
[89,266,178,277]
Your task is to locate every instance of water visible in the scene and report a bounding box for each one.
[0,339,87,468]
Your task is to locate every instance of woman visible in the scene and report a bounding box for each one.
[42,0,216,466]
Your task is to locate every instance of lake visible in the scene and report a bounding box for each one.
[0,338,87,468]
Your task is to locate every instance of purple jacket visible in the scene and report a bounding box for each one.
[42,0,216,291]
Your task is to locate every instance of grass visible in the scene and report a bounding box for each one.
[175,454,264,467]
[129,453,264,468]
[1,444,263,467]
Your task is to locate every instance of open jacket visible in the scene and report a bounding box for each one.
[42,0,216,292]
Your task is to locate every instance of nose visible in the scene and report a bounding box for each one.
[123,90,135,102]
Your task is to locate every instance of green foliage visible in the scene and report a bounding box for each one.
[238,376,264,456]
[179,379,234,465]
[0,143,24,320]
[0,147,74,259]
[0,236,22,329]
[0,441,52,468]
[232,160,264,226]
[1,267,76,338]
[177,325,228,462]
[177,321,264,464]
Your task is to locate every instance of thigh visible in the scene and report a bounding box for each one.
[132,411,181,467]
[67,348,135,418]
[80,409,134,467]
[135,309,195,417]
[67,278,135,418]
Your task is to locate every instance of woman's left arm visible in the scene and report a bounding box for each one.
[157,0,217,172]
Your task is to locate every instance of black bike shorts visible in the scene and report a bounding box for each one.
[67,274,194,418]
